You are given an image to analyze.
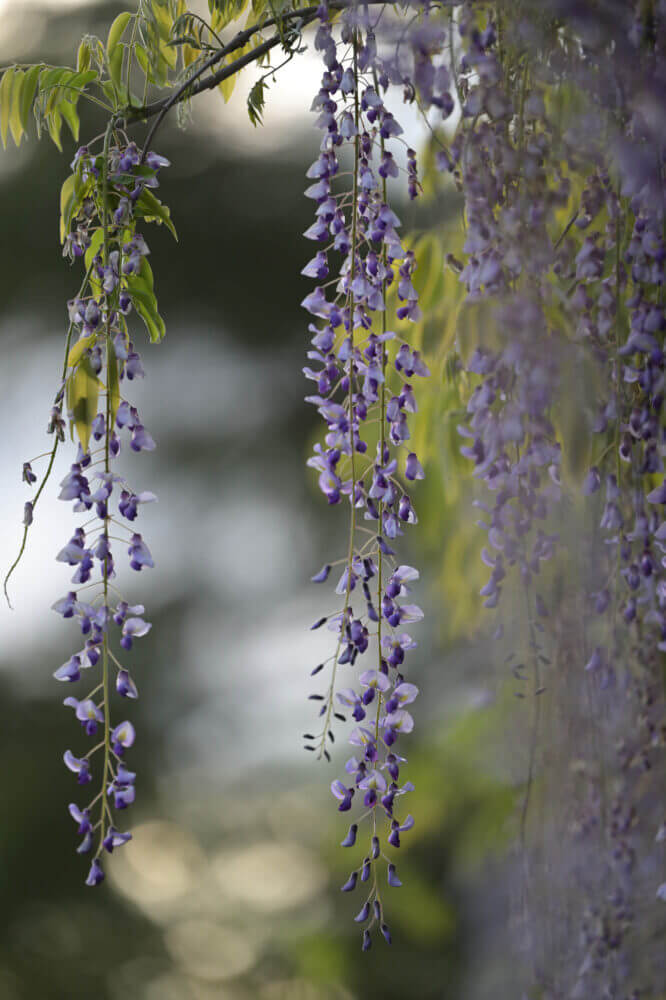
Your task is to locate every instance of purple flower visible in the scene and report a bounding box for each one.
[64,750,91,784]
[116,669,138,699]
[120,615,152,650]
[53,655,82,683]
[52,592,77,618]
[387,863,402,888]
[128,533,154,571]
[111,721,135,754]
[85,858,104,886]
[65,697,104,735]
[130,424,156,452]
[103,827,132,853]
[331,779,355,811]
[405,452,424,481]
[68,803,92,835]
[22,461,37,485]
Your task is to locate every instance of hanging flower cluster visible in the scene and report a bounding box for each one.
[437,3,666,993]
[46,133,168,885]
[302,1,433,949]
[1,0,665,988]
[444,9,565,625]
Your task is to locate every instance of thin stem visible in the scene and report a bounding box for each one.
[317,30,361,761]
[131,0,396,159]
[96,117,115,858]
[3,256,96,608]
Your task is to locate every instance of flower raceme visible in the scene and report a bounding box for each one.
[302,2,438,949]
[45,136,168,885]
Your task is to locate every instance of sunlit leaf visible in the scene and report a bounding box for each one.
[8,69,24,146]
[0,67,16,149]
[47,108,63,151]
[134,189,178,239]
[127,271,166,342]
[106,11,133,65]
[19,64,42,133]
[59,173,78,243]
[107,337,121,427]
[69,356,100,453]
[108,44,126,97]
[59,100,80,141]
[67,333,96,369]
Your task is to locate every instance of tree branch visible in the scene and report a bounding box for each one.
[129,0,396,157]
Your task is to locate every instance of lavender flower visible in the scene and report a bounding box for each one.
[50,138,167,883]
[303,4,427,947]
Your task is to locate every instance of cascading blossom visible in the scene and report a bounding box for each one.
[302,0,438,948]
[1,0,665,989]
[44,135,168,884]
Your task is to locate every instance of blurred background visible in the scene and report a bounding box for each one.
[0,4,546,998]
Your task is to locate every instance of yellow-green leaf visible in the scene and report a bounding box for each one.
[218,70,237,104]
[107,12,133,64]
[69,357,99,453]
[77,39,92,72]
[107,338,121,428]
[59,100,80,141]
[41,67,74,112]
[0,67,16,149]
[135,44,150,77]
[67,333,96,368]
[9,69,24,146]
[85,229,104,296]
[47,108,63,151]
[108,44,125,94]
[67,69,99,92]
[60,173,77,243]
[127,275,166,342]
[19,64,42,132]
[134,189,178,239]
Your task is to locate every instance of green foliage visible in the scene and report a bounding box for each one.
[127,256,166,343]
[247,77,267,125]
[0,63,101,151]
[107,338,121,427]
[66,355,100,452]
[133,188,178,239]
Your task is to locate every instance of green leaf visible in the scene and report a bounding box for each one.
[40,67,73,111]
[108,43,126,96]
[107,12,133,57]
[127,274,166,342]
[85,228,104,296]
[67,333,96,368]
[412,233,444,313]
[19,64,42,132]
[66,69,99,92]
[247,77,267,126]
[134,189,178,239]
[47,108,63,151]
[69,356,100,453]
[107,338,121,428]
[59,100,80,141]
[77,39,92,72]
[138,255,155,289]
[134,44,150,79]
[9,69,24,146]
[59,173,77,243]
[0,67,16,149]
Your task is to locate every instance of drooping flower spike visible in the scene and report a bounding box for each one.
[303,1,438,948]
[47,130,169,883]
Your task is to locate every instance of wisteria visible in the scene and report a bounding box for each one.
[1,0,665,990]
[302,1,434,947]
[35,129,167,885]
